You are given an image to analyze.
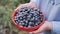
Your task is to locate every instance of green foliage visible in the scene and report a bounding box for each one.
[0,0,29,34]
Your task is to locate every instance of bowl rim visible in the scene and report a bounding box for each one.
[12,7,45,32]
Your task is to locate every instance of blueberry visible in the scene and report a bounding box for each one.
[15,20,19,23]
[32,17,35,20]
[35,18,38,20]
[28,25,32,28]
[29,22,32,24]
[14,7,43,28]
[23,19,26,22]
[27,11,30,13]
[21,22,25,25]
[27,15,31,18]
[24,7,28,11]
[35,23,38,26]
[30,23,34,27]
[19,10,23,12]
[25,21,28,23]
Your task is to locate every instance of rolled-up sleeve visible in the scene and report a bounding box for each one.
[52,21,60,34]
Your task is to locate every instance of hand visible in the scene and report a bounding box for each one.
[15,2,52,34]
[15,2,37,11]
[30,21,52,34]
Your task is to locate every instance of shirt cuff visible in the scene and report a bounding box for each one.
[52,21,60,34]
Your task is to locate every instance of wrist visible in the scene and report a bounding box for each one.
[45,21,52,30]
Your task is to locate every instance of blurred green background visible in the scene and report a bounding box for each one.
[0,0,29,34]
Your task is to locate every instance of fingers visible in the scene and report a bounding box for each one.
[30,22,47,34]
[29,32,38,34]
[14,3,37,11]
[29,2,37,8]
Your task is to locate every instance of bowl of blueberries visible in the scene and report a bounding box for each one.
[12,6,44,32]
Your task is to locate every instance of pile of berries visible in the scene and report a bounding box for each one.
[14,7,43,28]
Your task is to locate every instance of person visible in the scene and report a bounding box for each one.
[16,0,60,34]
